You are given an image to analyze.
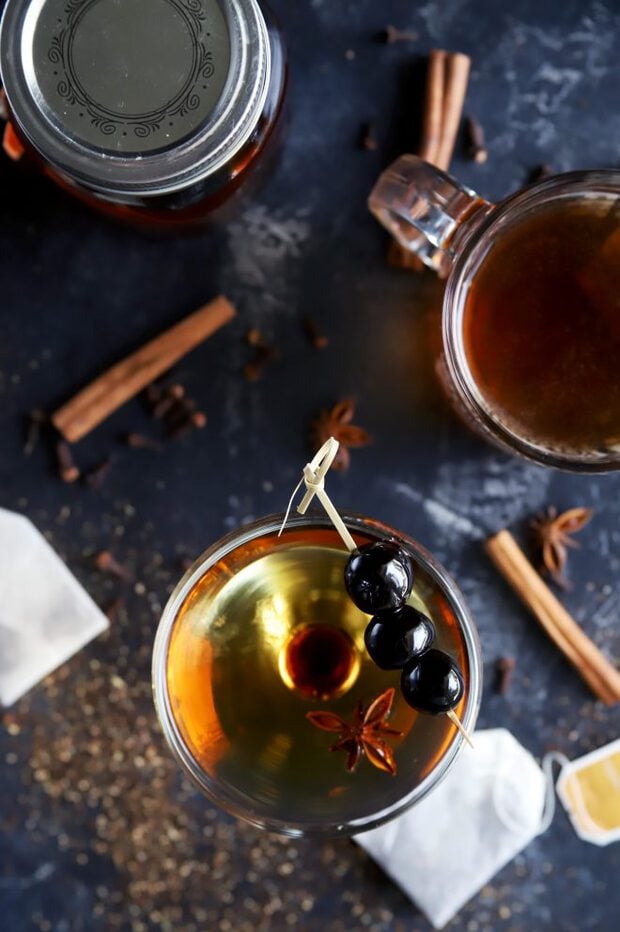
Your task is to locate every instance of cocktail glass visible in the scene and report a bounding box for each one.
[153,511,481,837]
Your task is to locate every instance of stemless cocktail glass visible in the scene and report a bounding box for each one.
[153,513,481,837]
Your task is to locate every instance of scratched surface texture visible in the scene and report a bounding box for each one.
[0,0,619,929]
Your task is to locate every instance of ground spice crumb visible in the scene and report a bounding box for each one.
[528,163,552,183]
[125,432,162,452]
[244,344,277,382]
[358,121,378,151]
[302,317,329,349]
[95,550,133,582]
[23,409,47,457]
[85,456,114,490]
[495,657,516,695]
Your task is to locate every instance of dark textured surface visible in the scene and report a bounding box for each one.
[1,0,620,929]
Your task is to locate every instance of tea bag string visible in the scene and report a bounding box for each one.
[278,437,357,552]
[538,751,570,834]
[473,749,567,836]
[540,750,600,837]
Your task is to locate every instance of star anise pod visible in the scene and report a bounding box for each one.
[530,506,593,588]
[311,399,371,471]
[306,687,402,775]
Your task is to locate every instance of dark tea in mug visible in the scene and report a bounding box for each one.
[369,157,620,469]
[462,197,620,458]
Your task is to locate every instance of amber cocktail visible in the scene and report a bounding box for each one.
[153,513,481,836]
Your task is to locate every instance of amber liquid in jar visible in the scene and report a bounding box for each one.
[463,197,620,456]
[165,524,469,827]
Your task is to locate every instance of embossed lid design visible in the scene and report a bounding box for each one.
[0,0,270,195]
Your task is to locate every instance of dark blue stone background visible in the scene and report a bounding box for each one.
[1,0,619,929]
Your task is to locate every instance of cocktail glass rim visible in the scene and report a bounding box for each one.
[152,511,482,837]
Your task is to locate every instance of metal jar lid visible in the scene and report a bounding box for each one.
[0,0,270,196]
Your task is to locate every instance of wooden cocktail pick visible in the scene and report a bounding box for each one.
[446,709,474,748]
[280,437,474,750]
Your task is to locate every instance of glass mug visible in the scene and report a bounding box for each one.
[369,157,620,472]
[0,0,285,229]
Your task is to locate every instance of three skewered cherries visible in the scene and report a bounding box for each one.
[344,541,467,725]
[280,436,471,745]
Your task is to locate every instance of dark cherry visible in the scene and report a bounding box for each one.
[364,606,435,670]
[344,541,413,615]
[401,649,464,714]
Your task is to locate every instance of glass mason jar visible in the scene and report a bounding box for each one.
[152,512,482,837]
[0,0,285,229]
[369,157,620,472]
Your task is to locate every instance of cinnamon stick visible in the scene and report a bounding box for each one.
[419,49,446,164]
[52,296,235,442]
[485,530,620,706]
[391,49,471,272]
[434,52,471,172]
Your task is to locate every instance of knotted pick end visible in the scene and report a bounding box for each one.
[278,437,357,553]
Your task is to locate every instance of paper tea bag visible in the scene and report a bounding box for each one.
[555,738,620,846]
[0,508,109,707]
[355,729,547,930]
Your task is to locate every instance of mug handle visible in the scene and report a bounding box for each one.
[368,155,492,274]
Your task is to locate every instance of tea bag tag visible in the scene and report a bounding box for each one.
[548,738,620,846]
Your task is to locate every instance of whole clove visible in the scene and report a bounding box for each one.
[144,383,162,408]
[244,344,277,382]
[124,432,162,452]
[94,550,133,582]
[303,317,329,350]
[167,407,208,439]
[85,456,114,490]
[162,393,207,437]
[464,115,488,163]
[23,409,47,457]
[56,441,80,484]
[144,381,208,439]
[105,596,126,623]
[359,121,378,151]
[495,656,516,695]
[379,25,418,44]
[164,394,194,424]
[245,328,264,347]
[190,411,207,429]
[528,163,552,184]
[152,383,186,419]
[244,328,277,378]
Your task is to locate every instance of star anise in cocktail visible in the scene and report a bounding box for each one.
[306,687,403,775]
